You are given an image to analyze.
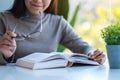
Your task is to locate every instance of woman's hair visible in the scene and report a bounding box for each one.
[9,0,58,18]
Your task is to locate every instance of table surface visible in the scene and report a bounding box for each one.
[0,60,119,80]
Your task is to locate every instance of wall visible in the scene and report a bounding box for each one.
[0,0,14,12]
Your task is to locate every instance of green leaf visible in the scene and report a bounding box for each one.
[70,4,80,27]
[101,23,120,45]
[58,0,69,20]
[57,0,69,52]
[57,1,80,52]
[57,44,66,52]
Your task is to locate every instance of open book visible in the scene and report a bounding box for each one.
[15,52,99,69]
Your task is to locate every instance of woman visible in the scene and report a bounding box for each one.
[0,0,106,65]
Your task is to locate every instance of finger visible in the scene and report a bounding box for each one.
[95,57,106,64]
[3,32,17,44]
[2,44,16,53]
[9,46,15,52]
[3,31,16,41]
[1,39,13,46]
[1,42,16,48]
[1,38,16,47]
[6,31,17,38]
[92,50,103,58]
[94,53,106,61]
[1,44,12,51]
[100,58,106,64]
[3,33,13,42]
[0,40,16,52]
[1,46,13,58]
[4,32,11,38]
[93,53,106,64]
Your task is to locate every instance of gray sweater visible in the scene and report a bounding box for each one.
[0,11,95,65]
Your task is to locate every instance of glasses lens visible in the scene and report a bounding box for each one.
[15,31,41,41]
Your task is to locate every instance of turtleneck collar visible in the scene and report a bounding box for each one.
[20,10,45,20]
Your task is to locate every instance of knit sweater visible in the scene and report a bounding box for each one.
[0,11,95,65]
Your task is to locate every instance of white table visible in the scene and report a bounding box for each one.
[0,61,119,80]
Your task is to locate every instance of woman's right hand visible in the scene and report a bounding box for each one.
[0,31,17,59]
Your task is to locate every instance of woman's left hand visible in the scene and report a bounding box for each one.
[88,49,106,64]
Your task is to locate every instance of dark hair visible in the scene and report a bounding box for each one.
[9,0,58,18]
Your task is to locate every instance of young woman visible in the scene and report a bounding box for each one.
[0,0,106,65]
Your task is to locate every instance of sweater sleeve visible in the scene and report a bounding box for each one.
[0,12,6,35]
[0,51,8,65]
[0,13,8,65]
[60,17,95,54]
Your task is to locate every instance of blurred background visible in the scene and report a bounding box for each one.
[58,0,120,54]
[0,0,120,54]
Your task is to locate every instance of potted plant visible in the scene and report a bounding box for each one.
[101,23,120,69]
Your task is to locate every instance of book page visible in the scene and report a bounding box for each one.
[50,52,72,59]
[18,52,56,63]
[18,52,71,63]
[70,53,91,60]
[69,53,99,65]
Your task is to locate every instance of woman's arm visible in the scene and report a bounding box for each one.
[60,18,95,54]
[0,13,17,65]
[59,18,106,64]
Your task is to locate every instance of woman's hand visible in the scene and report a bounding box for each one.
[0,31,17,58]
[88,49,106,64]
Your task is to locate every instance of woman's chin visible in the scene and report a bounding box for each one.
[31,11,42,15]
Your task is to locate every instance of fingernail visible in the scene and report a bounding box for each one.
[91,55,94,59]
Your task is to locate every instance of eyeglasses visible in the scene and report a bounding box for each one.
[8,12,43,41]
